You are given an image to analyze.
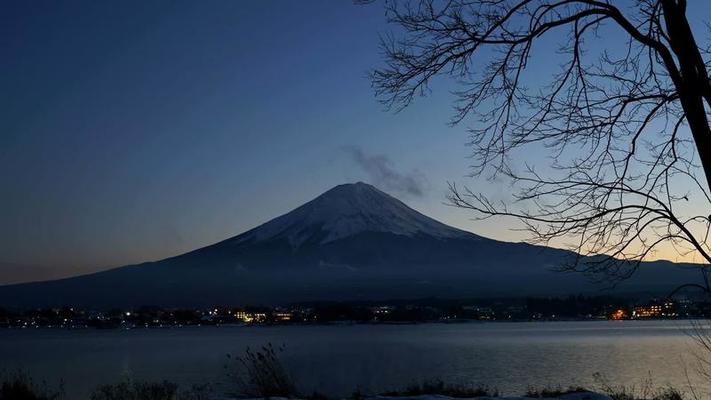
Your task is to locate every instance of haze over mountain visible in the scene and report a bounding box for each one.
[0,182,698,308]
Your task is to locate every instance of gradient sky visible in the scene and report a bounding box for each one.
[2,1,711,284]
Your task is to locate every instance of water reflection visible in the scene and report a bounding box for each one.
[0,320,708,399]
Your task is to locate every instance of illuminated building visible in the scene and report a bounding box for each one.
[274,312,292,321]
[609,309,627,320]
[631,301,676,319]
[233,310,267,323]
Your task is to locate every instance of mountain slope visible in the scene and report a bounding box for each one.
[0,182,699,308]
[232,182,474,247]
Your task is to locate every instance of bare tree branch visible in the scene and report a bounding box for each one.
[371,0,711,289]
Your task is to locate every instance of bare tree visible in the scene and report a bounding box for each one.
[371,0,711,291]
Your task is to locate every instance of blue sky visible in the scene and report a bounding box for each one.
[0,1,480,281]
[2,1,711,283]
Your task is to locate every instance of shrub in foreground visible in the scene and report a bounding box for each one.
[525,386,587,398]
[593,373,686,400]
[381,380,498,398]
[90,380,177,400]
[227,343,297,398]
[0,372,63,400]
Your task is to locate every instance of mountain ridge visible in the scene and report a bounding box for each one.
[0,182,699,308]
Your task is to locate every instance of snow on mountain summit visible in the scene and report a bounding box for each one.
[235,182,476,247]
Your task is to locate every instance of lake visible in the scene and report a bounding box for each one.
[1,320,710,399]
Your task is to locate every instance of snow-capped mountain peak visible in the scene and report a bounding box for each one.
[235,182,475,247]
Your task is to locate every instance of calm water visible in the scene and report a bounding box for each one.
[1,320,710,399]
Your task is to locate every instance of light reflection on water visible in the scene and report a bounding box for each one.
[0,320,710,399]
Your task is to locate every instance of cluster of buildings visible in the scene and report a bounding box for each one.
[1,296,709,329]
[609,300,680,320]
[0,306,299,329]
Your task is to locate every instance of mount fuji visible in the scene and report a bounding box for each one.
[0,182,698,308]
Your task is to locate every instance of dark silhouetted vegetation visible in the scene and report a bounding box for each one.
[381,380,498,398]
[227,343,296,398]
[592,373,686,400]
[525,386,587,398]
[0,372,63,400]
[90,380,177,400]
[0,370,700,400]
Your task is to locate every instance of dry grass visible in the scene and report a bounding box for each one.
[90,380,178,400]
[381,380,498,398]
[227,343,297,398]
[525,386,588,398]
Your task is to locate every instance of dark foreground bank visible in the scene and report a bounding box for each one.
[0,341,701,400]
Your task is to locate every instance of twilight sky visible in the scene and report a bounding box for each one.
[2,1,711,284]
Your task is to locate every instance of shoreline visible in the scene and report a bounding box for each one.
[0,317,707,331]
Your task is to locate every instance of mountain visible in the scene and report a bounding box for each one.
[233,182,473,247]
[0,182,699,308]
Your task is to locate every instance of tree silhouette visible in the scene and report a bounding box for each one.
[371,0,711,292]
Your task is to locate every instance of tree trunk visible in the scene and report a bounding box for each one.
[661,0,711,192]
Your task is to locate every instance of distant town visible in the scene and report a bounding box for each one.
[1,295,710,329]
